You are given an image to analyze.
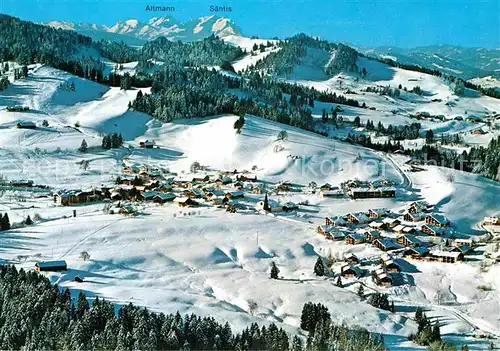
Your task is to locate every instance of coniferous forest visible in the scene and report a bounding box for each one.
[0,265,385,350]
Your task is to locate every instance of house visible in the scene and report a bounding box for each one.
[233,181,244,189]
[35,260,67,272]
[54,189,102,206]
[319,183,335,191]
[317,225,333,236]
[319,189,344,198]
[341,264,362,278]
[119,204,136,215]
[359,229,381,242]
[421,224,445,236]
[344,253,359,264]
[406,201,430,214]
[9,179,34,187]
[153,193,176,204]
[282,202,298,211]
[430,250,464,263]
[483,216,500,226]
[236,174,257,182]
[174,197,198,207]
[215,176,233,185]
[183,189,204,198]
[392,225,406,234]
[397,234,424,247]
[325,216,348,227]
[141,191,159,201]
[402,226,416,234]
[251,184,264,194]
[275,181,291,192]
[6,105,29,112]
[348,187,396,199]
[382,217,401,228]
[369,221,386,230]
[425,214,450,227]
[383,259,401,273]
[139,140,155,148]
[345,233,365,245]
[16,121,37,129]
[403,247,430,260]
[454,238,473,247]
[346,212,370,224]
[373,238,402,251]
[368,208,388,219]
[372,269,393,287]
[404,212,426,222]
[448,245,473,255]
[465,115,483,123]
[193,175,210,183]
[472,128,486,135]
[110,191,123,201]
[225,190,244,199]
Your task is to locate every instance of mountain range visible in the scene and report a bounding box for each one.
[45,15,241,45]
[44,16,499,80]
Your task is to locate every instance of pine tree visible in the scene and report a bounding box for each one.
[357,284,364,299]
[263,193,270,212]
[25,215,33,225]
[336,276,343,287]
[78,139,88,152]
[270,261,279,279]
[314,257,325,276]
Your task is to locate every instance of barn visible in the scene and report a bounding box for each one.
[35,260,67,272]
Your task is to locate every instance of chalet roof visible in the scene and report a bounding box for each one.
[431,250,462,258]
[341,264,362,275]
[422,224,445,234]
[35,260,67,268]
[142,191,158,199]
[448,245,472,254]
[17,120,36,127]
[380,253,393,262]
[347,233,365,241]
[318,225,333,233]
[325,216,348,225]
[406,247,429,255]
[403,227,416,233]
[174,197,191,203]
[405,211,426,220]
[369,208,388,215]
[375,238,402,250]
[427,214,450,224]
[455,238,473,244]
[348,212,370,223]
[320,189,344,196]
[154,193,176,200]
[344,252,358,260]
[384,259,399,268]
[382,217,400,224]
[369,221,385,229]
[226,190,244,197]
[393,224,405,232]
[401,234,424,245]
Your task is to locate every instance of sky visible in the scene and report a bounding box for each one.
[1,0,499,48]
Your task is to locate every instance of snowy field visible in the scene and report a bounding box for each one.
[0,63,499,349]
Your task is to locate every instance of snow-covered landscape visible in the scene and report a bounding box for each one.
[0,7,499,351]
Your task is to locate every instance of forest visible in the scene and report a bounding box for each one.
[0,265,386,350]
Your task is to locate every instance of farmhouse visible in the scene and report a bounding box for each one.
[255,198,283,212]
[368,208,388,218]
[319,189,344,197]
[140,191,158,201]
[345,233,366,245]
[397,234,424,247]
[16,121,37,129]
[325,216,348,227]
[430,250,464,263]
[403,247,430,260]
[406,201,430,214]
[382,217,401,228]
[340,264,362,278]
[346,212,370,224]
[404,212,426,222]
[344,253,359,264]
[348,187,396,199]
[9,179,34,187]
[173,197,198,207]
[317,225,333,236]
[483,216,500,226]
[373,238,402,251]
[153,193,176,203]
[319,183,335,191]
[454,238,473,247]
[425,214,450,227]
[35,260,67,272]
[383,259,401,273]
[372,267,393,287]
[183,189,204,198]
[449,245,473,255]
[225,190,244,199]
[392,225,406,234]
[215,176,233,185]
[236,174,257,182]
[139,140,155,148]
[369,221,386,230]
[421,224,445,236]
[358,229,381,242]
[54,189,102,206]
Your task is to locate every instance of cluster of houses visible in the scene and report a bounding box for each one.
[483,216,500,226]
[340,179,396,199]
[317,200,474,270]
[53,163,301,215]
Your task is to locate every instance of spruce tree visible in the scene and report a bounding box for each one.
[263,193,270,212]
[270,261,279,279]
[336,276,343,287]
[25,215,33,225]
[314,257,325,276]
[357,284,365,299]
[78,139,88,152]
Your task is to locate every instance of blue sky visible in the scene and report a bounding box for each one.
[1,0,498,48]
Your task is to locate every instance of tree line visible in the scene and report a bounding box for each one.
[0,265,389,350]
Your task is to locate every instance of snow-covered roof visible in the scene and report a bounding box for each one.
[431,250,462,258]
[382,217,400,224]
[154,192,176,200]
[427,214,449,224]
[36,260,67,268]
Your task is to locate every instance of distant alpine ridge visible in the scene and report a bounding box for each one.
[358,45,500,80]
[45,15,241,45]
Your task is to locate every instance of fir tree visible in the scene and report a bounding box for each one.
[78,139,88,152]
[263,193,271,212]
[336,276,343,287]
[270,261,279,279]
[314,257,325,276]
[357,284,365,299]
[25,215,33,225]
